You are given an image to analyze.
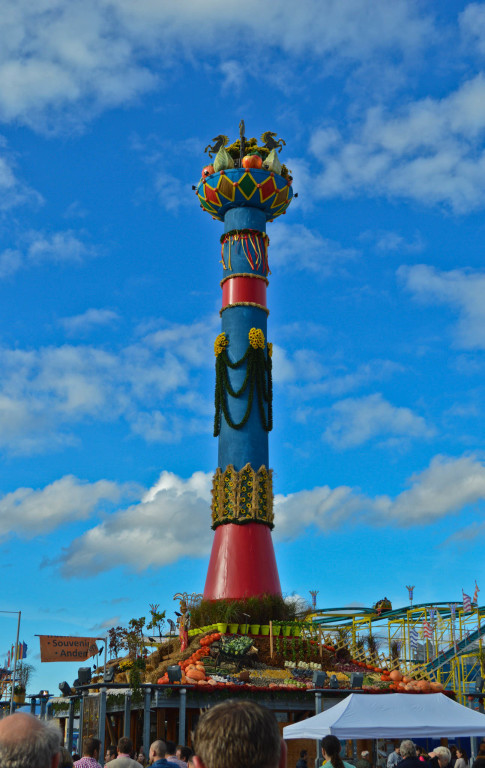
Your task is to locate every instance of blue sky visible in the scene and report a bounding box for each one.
[1,0,485,694]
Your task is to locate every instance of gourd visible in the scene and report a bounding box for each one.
[202,165,215,178]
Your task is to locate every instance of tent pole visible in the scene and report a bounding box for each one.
[314,691,322,768]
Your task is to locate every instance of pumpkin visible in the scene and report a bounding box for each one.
[417,680,431,692]
[389,670,402,682]
[242,154,263,169]
[202,165,215,178]
[187,668,205,681]
[430,682,444,692]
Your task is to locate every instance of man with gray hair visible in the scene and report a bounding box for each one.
[428,747,452,768]
[0,711,61,768]
[398,741,421,768]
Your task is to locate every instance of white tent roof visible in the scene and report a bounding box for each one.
[283,693,485,739]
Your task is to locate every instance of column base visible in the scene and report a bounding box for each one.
[203,522,282,600]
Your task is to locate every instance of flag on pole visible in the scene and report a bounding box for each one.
[463,590,472,613]
[406,585,415,601]
[17,642,27,660]
[473,581,480,605]
[429,607,435,624]
[7,651,10,668]
[410,628,419,649]
[423,620,433,639]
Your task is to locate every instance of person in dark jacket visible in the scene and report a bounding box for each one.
[472,744,485,768]
[148,741,171,768]
[398,741,422,768]
[296,751,308,768]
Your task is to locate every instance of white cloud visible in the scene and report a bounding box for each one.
[290,359,403,399]
[269,222,358,274]
[54,454,485,575]
[0,230,96,279]
[309,74,485,212]
[0,474,136,539]
[0,0,430,129]
[26,230,96,263]
[460,4,485,56]
[58,470,213,577]
[399,264,485,349]
[0,317,215,453]
[323,392,434,448]
[144,316,219,367]
[375,454,485,526]
[60,308,120,335]
[362,229,425,254]
[0,141,41,210]
[0,249,22,277]
[276,454,485,536]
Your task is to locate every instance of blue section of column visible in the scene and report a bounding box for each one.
[218,306,268,472]
[225,206,267,233]
[218,206,269,473]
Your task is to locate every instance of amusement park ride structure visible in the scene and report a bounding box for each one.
[309,602,485,704]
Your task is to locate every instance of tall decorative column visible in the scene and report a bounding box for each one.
[196,131,293,600]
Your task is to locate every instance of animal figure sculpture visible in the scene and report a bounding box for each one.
[204,135,230,158]
[261,131,286,153]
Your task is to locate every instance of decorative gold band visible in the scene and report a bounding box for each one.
[211,463,274,529]
[220,301,270,316]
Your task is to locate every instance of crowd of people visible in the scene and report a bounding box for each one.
[0,702,483,768]
[0,700,285,768]
[67,736,194,768]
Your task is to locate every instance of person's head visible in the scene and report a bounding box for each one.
[193,700,284,768]
[82,738,100,759]
[416,748,423,756]
[450,748,457,758]
[456,749,468,763]
[300,752,307,760]
[0,712,62,768]
[106,745,117,762]
[361,753,369,761]
[479,746,485,758]
[400,742,416,759]
[179,747,193,763]
[430,747,451,767]
[321,735,344,768]
[150,740,167,763]
[59,747,73,768]
[118,737,133,756]
[395,748,401,755]
[166,741,177,757]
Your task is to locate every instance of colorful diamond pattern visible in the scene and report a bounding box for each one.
[196,169,292,221]
[204,183,221,206]
[217,174,236,201]
[238,172,257,200]
[259,176,277,203]
[271,186,289,208]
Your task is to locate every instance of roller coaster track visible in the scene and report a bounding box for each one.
[311,602,464,627]
[310,603,485,680]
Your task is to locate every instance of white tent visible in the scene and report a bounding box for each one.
[283,693,485,739]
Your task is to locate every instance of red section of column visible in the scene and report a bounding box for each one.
[222,277,267,308]
[203,523,282,600]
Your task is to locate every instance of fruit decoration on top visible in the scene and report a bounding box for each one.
[196,122,295,222]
